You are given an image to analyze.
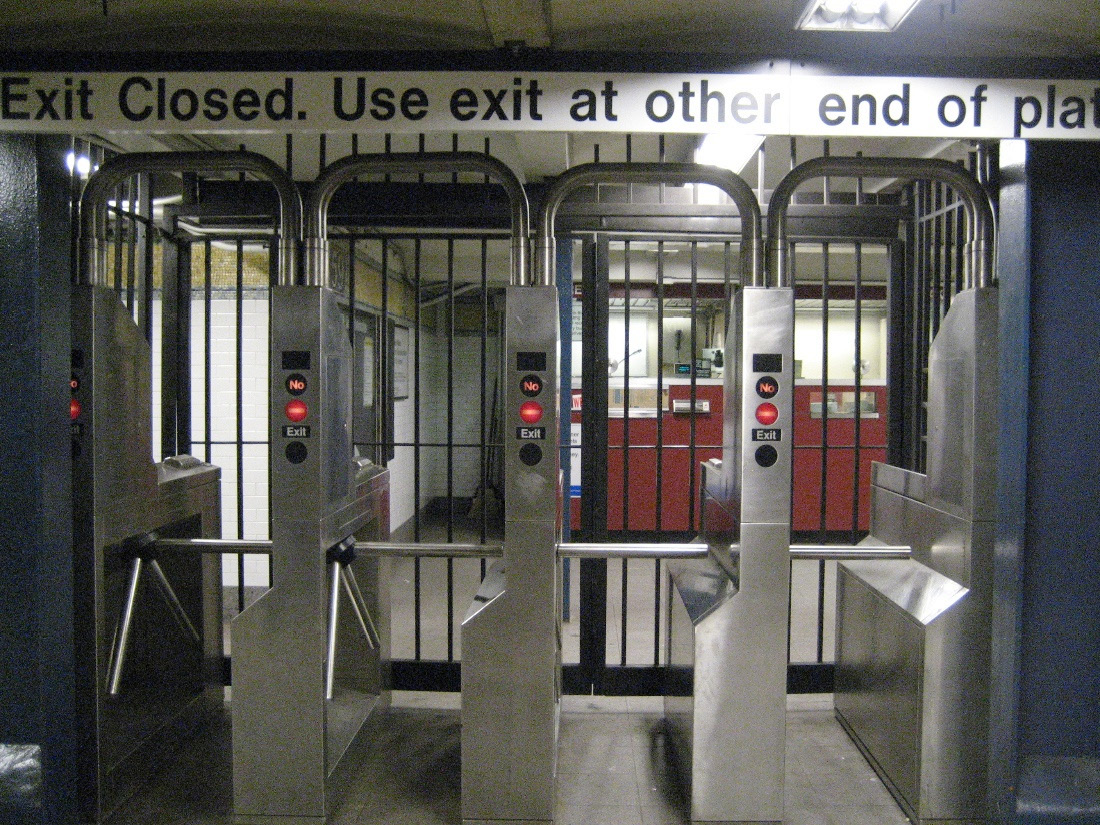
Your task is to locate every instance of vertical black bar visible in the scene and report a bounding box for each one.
[688,241,698,531]
[69,136,81,282]
[113,181,124,294]
[817,242,829,663]
[620,241,630,666]
[480,237,489,546]
[203,240,213,466]
[285,134,293,180]
[236,239,246,613]
[944,187,955,315]
[888,237,908,470]
[446,238,455,661]
[125,176,137,312]
[348,239,357,344]
[140,174,155,343]
[955,190,967,296]
[655,242,665,533]
[380,238,391,460]
[622,241,631,534]
[852,242,863,545]
[932,182,944,338]
[579,237,609,691]
[654,241,666,667]
[413,238,422,659]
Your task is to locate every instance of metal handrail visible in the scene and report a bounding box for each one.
[767,156,996,290]
[558,542,710,560]
[78,150,302,288]
[155,536,910,562]
[355,541,504,559]
[535,162,764,288]
[789,543,911,561]
[305,151,530,289]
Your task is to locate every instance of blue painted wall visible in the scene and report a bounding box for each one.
[0,134,78,824]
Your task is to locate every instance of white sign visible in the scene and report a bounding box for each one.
[1,70,1098,139]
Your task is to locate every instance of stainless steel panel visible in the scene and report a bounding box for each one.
[666,284,792,825]
[835,567,924,812]
[925,288,999,522]
[72,285,223,822]
[737,287,795,529]
[836,287,997,825]
[461,285,560,825]
[233,286,389,824]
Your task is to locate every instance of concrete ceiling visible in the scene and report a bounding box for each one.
[0,0,1097,61]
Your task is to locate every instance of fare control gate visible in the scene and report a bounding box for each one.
[71,151,299,823]
[69,148,996,825]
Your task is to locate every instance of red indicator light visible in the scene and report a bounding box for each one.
[70,398,81,420]
[285,399,308,423]
[519,401,543,424]
[755,402,779,426]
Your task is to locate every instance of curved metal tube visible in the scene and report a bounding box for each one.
[306,151,530,289]
[78,150,301,287]
[536,162,764,288]
[767,156,995,290]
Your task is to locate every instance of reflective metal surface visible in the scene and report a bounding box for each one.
[835,287,999,825]
[231,286,390,823]
[461,285,561,825]
[665,285,794,825]
[71,284,222,822]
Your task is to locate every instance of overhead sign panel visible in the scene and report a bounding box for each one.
[1,69,1098,139]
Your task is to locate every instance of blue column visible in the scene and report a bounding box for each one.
[993,139,1100,824]
[0,134,78,824]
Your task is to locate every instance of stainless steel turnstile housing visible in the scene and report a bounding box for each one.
[462,284,562,825]
[231,283,390,824]
[71,283,222,822]
[835,287,998,824]
[665,284,794,825]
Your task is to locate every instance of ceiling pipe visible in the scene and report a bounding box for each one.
[767,156,995,290]
[79,150,301,288]
[536,162,763,288]
[307,151,529,289]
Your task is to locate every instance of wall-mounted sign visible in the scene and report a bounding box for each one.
[2,68,1098,139]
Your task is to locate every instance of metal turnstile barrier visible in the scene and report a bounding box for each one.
[230,150,534,824]
[73,154,296,821]
[768,156,998,825]
[538,161,800,825]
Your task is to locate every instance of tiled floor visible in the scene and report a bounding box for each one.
[103,693,910,825]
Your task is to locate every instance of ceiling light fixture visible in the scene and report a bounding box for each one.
[795,0,923,31]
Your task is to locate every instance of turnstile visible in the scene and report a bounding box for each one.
[835,287,998,824]
[230,258,392,824]
[461,284,563,825]
[764,156,998,825]
[666,283,794,825]
[71,275,221,823]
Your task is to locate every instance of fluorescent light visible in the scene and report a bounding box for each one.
[695,133,764,173]
[65,151,92,177]
[795,0,922,31]
[693,134,765,204]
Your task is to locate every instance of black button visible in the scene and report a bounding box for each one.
[520,374,544,397]
[755,376,779,399]
[286,441,308,464]
[755,444,778,468]
[519,443,543,466]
